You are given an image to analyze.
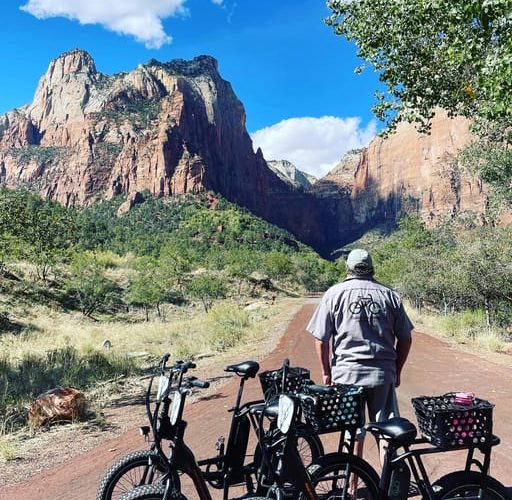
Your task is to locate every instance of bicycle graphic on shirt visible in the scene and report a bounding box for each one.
[348,295,382,318]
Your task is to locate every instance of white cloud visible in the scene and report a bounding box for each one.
[20,0,191,49]
[251,116,377,179]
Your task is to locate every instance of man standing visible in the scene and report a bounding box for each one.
[307,248,413,458]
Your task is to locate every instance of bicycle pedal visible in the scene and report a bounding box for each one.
[215,436,225,451]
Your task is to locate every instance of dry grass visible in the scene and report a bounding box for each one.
[0,435,18,462]
[406,304,509,354]
[0,296,296,438]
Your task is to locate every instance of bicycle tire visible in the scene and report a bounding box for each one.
[308,452,380,499]
[433,471,511,499]
[97,450,167,500]
[118,484,171,500]
[252,430,323,474]
[296,432,324,466]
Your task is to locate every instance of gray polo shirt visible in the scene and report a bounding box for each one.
[307,278,413,387]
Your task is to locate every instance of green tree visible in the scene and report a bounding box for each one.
[327,0,512,130]
[125,257,176,320]
[263,251,293,281]
[0,189,76,279]
[186,273,227,313]
[64,253,118,317]
[224,248,260,302]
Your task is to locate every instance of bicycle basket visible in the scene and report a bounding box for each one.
[258,366,310,401]
[411,393,494,449]
[301,384,365,433]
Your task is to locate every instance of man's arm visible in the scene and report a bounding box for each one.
[315,339,332,385]
[395,335,412,388]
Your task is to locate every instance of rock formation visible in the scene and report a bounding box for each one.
[0,49,355,256]
[324,112,486,230]
[0,50,493,257]
[267,160,316,190]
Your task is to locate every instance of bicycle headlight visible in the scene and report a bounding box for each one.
[170,390,182,425]
[277,394,295,435]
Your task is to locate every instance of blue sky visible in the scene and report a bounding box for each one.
[1,0,382,178]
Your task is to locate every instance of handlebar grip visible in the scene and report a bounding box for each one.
[281,358,290,392]
[160,353,171,367]
[190,378,210,389]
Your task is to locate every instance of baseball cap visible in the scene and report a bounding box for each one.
[346,248,374,275]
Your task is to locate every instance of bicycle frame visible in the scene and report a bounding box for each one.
[255,393,319,500]
[376,429,500,499]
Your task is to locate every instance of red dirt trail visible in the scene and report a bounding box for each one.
[1,300,511,499]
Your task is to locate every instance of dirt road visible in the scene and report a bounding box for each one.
[2,300,511,499]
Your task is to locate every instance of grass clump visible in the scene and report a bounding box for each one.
[204,303,251,352]
[0,435,18,462]
[0,347,139,432]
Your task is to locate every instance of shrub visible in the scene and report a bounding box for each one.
[203,303,250,352]
[0,436,17,461]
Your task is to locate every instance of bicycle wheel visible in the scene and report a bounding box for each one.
[433,471,511,499]
[118,484,169,500]
[296,432,324,466]
[97,450,167,500]
[308,452,380,500]
[252,430,322,473]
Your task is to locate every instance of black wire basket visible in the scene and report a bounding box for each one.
[411,393,494,449]
[301,384,365,433]
[258,366,310,401]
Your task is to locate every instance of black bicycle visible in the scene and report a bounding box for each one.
[97,356,322,500]
[97,355,195,500]
[116,373,269,500]
[309,415,510,499]
[117,359,354,500]
[249,358,376,500]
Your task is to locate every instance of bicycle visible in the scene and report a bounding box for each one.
[309,414,510,499]
[117,373,271,500]
[119,359,354,500]
[97,356,322,500]
[253,359,373,500]
[348,295,382,316]
[97,355,196,500]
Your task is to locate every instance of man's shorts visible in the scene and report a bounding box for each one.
[356,383,399,440]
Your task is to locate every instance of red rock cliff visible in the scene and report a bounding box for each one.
[0,50,353,257]
[321,111,488,231]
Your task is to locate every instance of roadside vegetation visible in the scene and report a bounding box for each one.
[0,188,341,438]
[359,216,512,354]
[1,187,511,440]
[327,0,512,355]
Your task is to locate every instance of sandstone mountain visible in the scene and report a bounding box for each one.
[266,160,316,190]
[0,50,491,256]
[324,112,488,231]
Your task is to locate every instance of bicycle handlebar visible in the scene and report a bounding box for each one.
[187,376,210,389]
[281,358,290,393]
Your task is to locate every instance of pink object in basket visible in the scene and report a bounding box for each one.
[454,392,475,405]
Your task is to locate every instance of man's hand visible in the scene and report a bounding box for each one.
[322,373,332,385]
[395,372,401,388]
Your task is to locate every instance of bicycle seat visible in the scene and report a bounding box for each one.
[365,417,417,446]
[224,360,260,378]
[303,384,335,395]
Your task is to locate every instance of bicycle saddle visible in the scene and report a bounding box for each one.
[365,417,417,446]
[303,384,335,395]
[224,360,260,378]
